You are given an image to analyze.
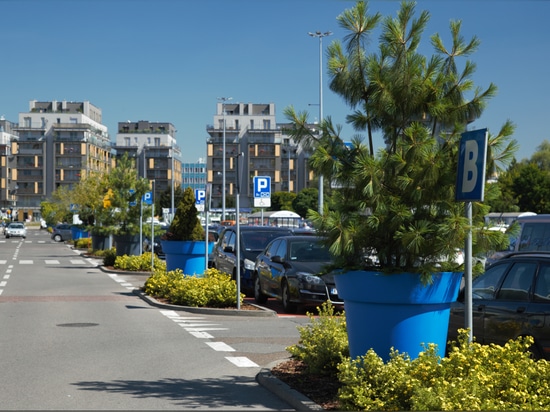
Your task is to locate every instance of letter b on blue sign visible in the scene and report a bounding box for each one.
[456,129,487,202]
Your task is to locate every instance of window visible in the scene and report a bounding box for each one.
[472,263,509,299]
[496,262,536,301]
[534,264,550,302]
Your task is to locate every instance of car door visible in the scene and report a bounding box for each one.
[267,239,288,296]
[482,261,537,346]
[215,229,235,276]
[449,262,510,343]
[531,263,550,358]
[256,239,281,296]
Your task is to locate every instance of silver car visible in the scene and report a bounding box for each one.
[5,222,27,239]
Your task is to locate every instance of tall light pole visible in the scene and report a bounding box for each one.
[308,30,332,214]
[170,143,175,224]
[217,97,232,221]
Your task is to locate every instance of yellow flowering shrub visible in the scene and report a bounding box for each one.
[337,330,550,411]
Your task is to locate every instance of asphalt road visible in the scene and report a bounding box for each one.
[0,227,312,410]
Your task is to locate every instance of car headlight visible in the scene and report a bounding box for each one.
[244,258,255,271]
[296,272,323,285]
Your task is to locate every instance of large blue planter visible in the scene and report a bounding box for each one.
[113,234,141,256]
[71,227,89,240]
[334,270,462,361]
[161,240,215,276]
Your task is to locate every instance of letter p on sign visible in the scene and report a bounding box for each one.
[456,129,487,202]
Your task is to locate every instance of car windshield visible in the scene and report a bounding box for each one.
[241,230,292,251]
[289,240,332,262]
[9,223,24,229]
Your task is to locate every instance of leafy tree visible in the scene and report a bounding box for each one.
[292,188,319,218]
[529,139,550,170]
[157,184,185,221]
[511,162,550,213]
[270,192,297,211]
[106,153,151,236]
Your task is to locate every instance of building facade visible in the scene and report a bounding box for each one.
[182,159,206,192]
[206,102,313,209]
[114,120,182,208]
[11,100,112,221]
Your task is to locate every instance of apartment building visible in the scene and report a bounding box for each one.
[206,102,313,209]
[11,100,112,221]
[182,159,206,192]
[114,120,182,208]
[0,117,19,219]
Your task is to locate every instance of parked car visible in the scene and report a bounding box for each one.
[143,235,165,259]
[448,252,550,360]
[253,235,343,313]
[5,222,27,239]
[485,214,550,267]
[51,224,73,242]
[210,225,294,293]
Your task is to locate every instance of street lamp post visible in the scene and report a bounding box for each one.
[308,30,332,214]
[170,144,175,224]
[217,97,232,221]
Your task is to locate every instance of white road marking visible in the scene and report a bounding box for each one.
[45,260,60,264]
[206,342,235,352]
[70,259,86,265]
[3,275,9,279]
[19,260,33,264]
[188,331,214,339]
[226,357,258,367]
[0,281,6,287]
[0,260,7,264]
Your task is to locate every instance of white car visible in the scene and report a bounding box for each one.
[5,222,27,239]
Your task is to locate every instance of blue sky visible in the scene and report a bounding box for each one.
[1,0,549,163]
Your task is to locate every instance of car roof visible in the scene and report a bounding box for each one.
[220,225,294,232]
[497,251,550,261]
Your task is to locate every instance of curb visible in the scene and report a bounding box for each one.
[256,362,324,412]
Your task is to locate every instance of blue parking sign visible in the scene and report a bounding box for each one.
[142,191,153,205]
[254,176,271,207]
[195,189,206,211]
[456,129,487,202]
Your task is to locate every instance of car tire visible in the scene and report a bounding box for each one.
[254,275,268,304]
[282,281,297,313]
[5,235,8,239]
[53,234,62,242]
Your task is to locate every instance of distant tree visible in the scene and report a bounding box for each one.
[270,192,297,211]
[530,140,550,170]
[157,185,185,219]
[511,162,550,213]
[292,188,318,218]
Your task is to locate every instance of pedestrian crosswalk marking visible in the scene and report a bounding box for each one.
[45,260,60,264]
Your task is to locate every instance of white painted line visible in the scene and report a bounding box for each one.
[0,260,7,264]
[226,357,259,367]
[3,275,10,279]
[45,260,60,265]
[206,342,235,352]
[178,323,221,327]
[70,259,86,264]
[184,327,228,332]
[160,310,180,317]
[120,283,133,287]
[0,281,6,287]
[188,331,214,339]
[19,260,33,264]
[0,289,3,295]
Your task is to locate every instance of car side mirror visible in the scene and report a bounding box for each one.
[223,246,235,254]
[271,255,283,263]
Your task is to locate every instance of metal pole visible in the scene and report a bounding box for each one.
[218,97,232,222]
[308,31,332,214]
[151,180,155,271]
[170,144,175,224]
[235,153,242,309]
[465,201,473,342]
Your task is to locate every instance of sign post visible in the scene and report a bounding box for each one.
[456,128,488,343]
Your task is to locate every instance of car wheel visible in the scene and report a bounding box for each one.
[53,234,62,242]
[254,275,268,304]
[5,235,8,239]
[282,281,297,313]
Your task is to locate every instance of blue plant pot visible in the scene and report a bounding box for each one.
[71,227,88,240]
[113,234,141,256]
[161,240,215,276]
[334,270,462,361]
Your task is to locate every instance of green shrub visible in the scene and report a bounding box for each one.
[336,330,550,411]
[286,302,348,376]
[74,238,91,249]
[144,267,243,308]
[102,248,117,267]
[114,252,165,272]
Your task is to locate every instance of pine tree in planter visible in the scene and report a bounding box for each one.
[161,187,211,275]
